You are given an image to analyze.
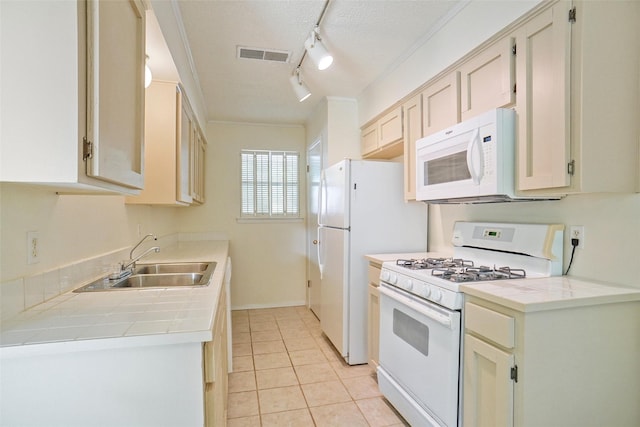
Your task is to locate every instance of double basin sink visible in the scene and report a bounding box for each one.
[74,262,216,292]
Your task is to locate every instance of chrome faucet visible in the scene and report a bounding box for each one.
[129,233,158,260]
[109,234,160,280]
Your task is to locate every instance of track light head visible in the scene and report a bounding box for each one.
[289,68,311,102]
[304,28,333,71]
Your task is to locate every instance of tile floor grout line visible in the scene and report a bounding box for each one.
[228,306,407,426]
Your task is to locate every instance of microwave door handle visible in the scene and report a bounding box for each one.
[466,129,483,184]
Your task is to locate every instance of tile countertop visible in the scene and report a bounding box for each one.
[0,240,229,359]
[461,276,640,313]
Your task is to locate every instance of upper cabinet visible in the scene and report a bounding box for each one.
[515,2,571,192]
[459,37,516,121]
[364,0,639,199]
[126,83,206,206]
[402,95,422,201]
[422,72,461,137]
[0,0,146,194]
[515,0,639,195]
[362,106,404,159]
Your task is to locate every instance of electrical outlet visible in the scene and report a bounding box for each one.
[27,231,40,264]
[569,226,585,249]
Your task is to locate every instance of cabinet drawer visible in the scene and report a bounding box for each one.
[368,264,381,286]
[465,302,514,349]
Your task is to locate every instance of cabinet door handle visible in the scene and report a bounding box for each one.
[313,240,318,245]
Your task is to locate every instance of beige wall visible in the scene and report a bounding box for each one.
[0,184,179,283]
[429,194,640,288]
[177,122,308,309]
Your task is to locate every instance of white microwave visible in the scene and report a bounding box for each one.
[415,108,520,203]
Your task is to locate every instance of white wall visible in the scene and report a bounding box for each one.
[177,122,308,309]
[305,97,361,167]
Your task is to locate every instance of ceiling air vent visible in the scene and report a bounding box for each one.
[237,46,290,63]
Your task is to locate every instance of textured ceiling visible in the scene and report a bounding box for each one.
[164,0,464,125]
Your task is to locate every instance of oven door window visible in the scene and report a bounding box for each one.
[393,308,429,356]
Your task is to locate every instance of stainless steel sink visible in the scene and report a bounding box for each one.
[133,262,211,275]
[113,273,204,288]
[74,261,216,292]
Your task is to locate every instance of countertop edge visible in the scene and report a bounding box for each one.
[461,277,640,313]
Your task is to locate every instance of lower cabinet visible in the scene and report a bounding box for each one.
[463,296,640,427]
[367,262,381,368]
[204,284,229,426]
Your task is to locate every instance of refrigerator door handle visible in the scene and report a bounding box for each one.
[318,170,326,226]
[317,227,324,279]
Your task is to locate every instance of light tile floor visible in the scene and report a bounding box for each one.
[228,306,408,427]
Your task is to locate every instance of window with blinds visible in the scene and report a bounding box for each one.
[241,150,300,218]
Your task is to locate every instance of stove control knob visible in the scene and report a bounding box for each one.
[380,271,390,282]
[422,286,431,298]
[390,273,398,284]
[406,280,413,291]
[431,288,442,302]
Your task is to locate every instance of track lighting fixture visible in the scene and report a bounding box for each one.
[289,67,311,102]
[289,0,332,101]
[304,26,333,71]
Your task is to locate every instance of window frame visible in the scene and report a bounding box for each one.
[240,149,301,219]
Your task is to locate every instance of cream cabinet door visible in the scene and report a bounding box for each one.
[378,107,403,148]
[402,94,422,201]
[516,2,572,191]
[85,0,145,189]
[463,333,514,427]
[459,37,515,121]
[361,123,379,156]
[422,72,460,136]
[177,87,194,204]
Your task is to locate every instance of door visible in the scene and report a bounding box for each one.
[318,226,349,358]
[85,0,145,189]
[463,333,515,427]
[402,94,422,201]
[459,37,515,121]
[378,284,461,427]
[515,2,572,191]
[307,140,323,317]
[319,160,349,229]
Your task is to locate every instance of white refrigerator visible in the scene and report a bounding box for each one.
[317,159,427,365]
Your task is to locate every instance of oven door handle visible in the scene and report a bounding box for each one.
[379,285,454,329]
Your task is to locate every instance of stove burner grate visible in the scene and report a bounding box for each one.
[396,257,474,270]
[432,265,527,283]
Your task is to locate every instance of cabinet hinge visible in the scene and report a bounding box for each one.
[568,7,577,23]
[513,83,517,94]
[307,280,311,288]
[307,164,310,173]
[512,44,517,56]
[567,159,575,176]
[82,137,93,161]
[510,365,518,382]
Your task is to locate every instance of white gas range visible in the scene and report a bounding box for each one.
[377,222,564,427]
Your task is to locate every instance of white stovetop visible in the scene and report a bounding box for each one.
[0,240,229,358]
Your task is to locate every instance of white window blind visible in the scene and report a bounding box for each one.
[241,150,300,217]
